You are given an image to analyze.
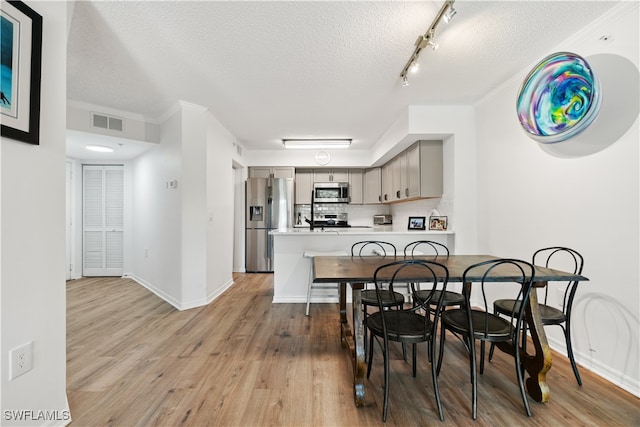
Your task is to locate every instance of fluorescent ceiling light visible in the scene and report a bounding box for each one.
[86,145,114,153]
[283,139,351,149]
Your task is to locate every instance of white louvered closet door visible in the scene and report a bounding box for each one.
[83,165,124,276]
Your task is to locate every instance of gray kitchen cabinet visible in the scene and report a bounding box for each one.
[313,169,349,182]
[294,169,314,204]
[380,140,443,203]
[348,169,363,204]
[249,167,295,179]
[363,167,382,204]
[406,140,443,199]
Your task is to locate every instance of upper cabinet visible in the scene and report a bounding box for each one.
[363,167,382,204]
[294,169,314,204]
[313,169,349,182]
[249,167,295,179]
[381,140,443,203]
[348,169,363,205]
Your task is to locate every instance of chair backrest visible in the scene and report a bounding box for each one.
[403,240,450,258]
[351,240,397,257]
[373,259,449,335]
[533,246,584,314]
[463,259,536,339]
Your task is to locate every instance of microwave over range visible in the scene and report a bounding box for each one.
[313,182,349,203]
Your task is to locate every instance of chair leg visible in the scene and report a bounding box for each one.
[430,337,445,421]
[305,263,313,316]
[563,324,582,386]
[367,333,375,379]
[479,341,486,374]
[382,339,390,422]
[488,342,495,361]
[412,343,417,377]
[437,324,446,376]
[469,336,478,420]
[513,337,532,417]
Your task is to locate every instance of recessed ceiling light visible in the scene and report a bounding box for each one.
[86,145,114,153]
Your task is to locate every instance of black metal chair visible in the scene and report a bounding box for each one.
[366,259,449,422]
[439,258,535,420]
[352,241,403,361]
[404,241,463,313]
[490,246,585,385]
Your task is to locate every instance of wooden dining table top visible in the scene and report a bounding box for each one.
[312,254,588,285]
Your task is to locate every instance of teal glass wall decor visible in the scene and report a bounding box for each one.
[517,52,601,144]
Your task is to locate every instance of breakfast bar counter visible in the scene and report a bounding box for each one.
[269,228,455,303]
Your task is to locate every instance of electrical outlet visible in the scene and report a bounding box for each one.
[9,341,33,380]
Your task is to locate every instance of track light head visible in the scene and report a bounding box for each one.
[444,6,457,23]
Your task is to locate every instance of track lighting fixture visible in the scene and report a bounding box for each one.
[399,0,457,86]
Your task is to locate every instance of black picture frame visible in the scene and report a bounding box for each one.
[408,216,426,230]
[429,215,448,231]
[1,0,43,145]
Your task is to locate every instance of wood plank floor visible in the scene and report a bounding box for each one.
[67,274,639,426]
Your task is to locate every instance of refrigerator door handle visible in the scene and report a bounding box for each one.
[266,196,273,229]
[266,232,272,261]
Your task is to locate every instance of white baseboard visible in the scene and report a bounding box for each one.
[547,335,640,397]
[122,274,233,311]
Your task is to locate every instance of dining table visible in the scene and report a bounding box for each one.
[311,254,589,407]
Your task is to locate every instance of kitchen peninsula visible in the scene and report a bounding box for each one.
[270,228,455,304]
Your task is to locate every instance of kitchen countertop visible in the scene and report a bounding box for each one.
[271,227,454,235]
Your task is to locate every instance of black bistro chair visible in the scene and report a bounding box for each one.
[439,258,535,420]
[352,241,402,360]
[404,241,463,314]
[490,246,585,385]
[366,259,449,422]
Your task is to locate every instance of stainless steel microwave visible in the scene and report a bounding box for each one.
[313,182,349,203]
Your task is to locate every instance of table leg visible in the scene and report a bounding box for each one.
[338,282,365,405]
[351,285,365,406]
[521,286,552,402]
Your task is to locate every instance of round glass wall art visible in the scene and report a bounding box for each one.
[517,52,601,144]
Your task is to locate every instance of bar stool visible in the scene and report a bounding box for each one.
[304,250,348,316]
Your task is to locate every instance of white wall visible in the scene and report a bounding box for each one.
[205,114,237,298]
[1,1,70,425]
[130,110,183,306]
[180,102,208,306]
[474,3,639,395]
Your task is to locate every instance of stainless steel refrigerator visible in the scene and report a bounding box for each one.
[245,177,294,272]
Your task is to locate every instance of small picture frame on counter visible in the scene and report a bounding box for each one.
[429,216,448,231]
[408,216,426,230]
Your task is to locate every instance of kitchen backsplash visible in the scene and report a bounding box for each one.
[294,197,451,229]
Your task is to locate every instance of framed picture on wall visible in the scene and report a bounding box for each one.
[429,216,448,231]
[408,216,426,230]
[1,0,43,145]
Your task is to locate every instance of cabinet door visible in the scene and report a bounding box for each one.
[406,142,421,198]
[381,162,393,203]
[363,168,382,204]
[273,167,295,179]
[331,169,349,182]
[313,169,332,182]
[348,169,363,204]
[295,169,314,204]
[416,141,443,198]
[249,167,272,179]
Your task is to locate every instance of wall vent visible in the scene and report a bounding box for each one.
[92,113,124,132]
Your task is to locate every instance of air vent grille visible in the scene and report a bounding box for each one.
[92,113,124,132]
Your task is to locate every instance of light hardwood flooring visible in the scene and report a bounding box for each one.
[67,274,639,426]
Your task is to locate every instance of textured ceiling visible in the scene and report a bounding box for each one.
[67,1,620,151]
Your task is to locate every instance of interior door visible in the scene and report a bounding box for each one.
[82,165,124,276]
